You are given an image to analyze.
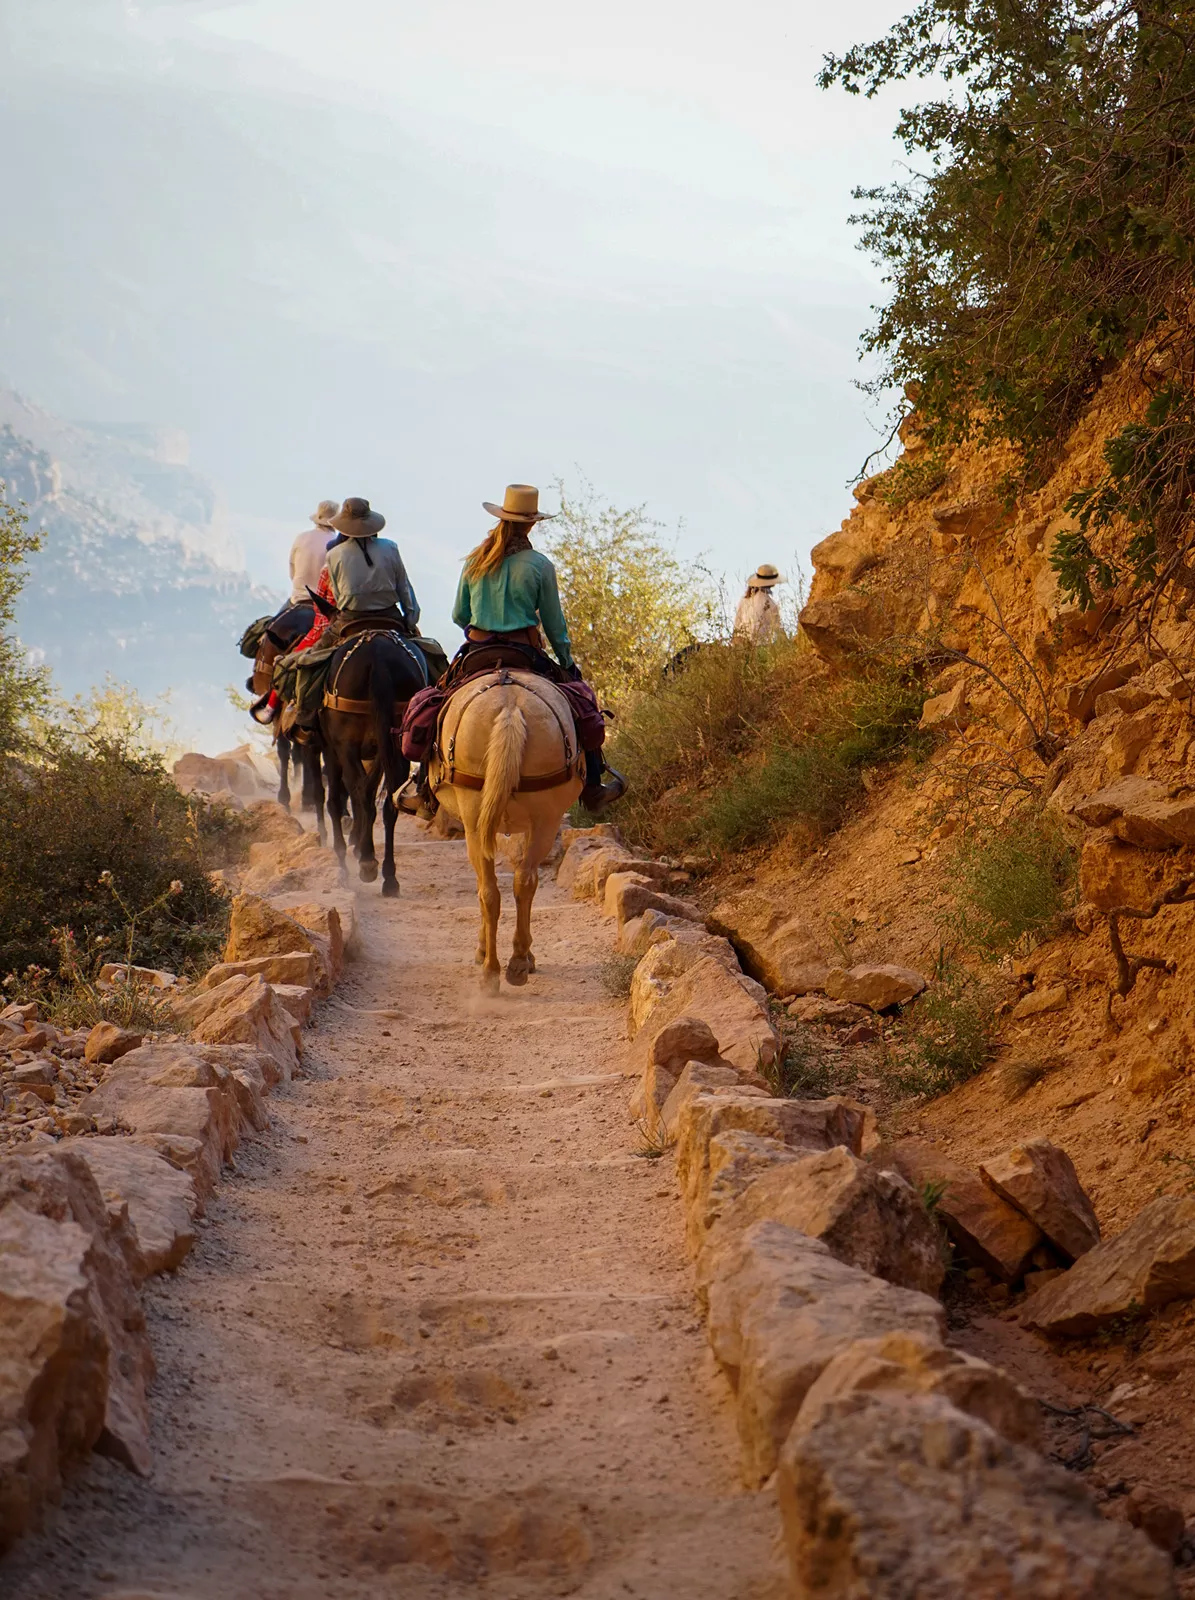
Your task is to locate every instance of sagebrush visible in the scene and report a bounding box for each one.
[948,808,1078,958]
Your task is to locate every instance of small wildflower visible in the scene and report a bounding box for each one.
[98,870,114,886]
[169,880,183,896]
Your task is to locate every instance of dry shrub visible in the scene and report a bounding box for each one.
[948,807,1079,958]
[0,737,248,987]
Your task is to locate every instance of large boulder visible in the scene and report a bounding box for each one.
[700,1128,808,1233]
[0,1204,108,1553]
[629,937,733,1036]
[197,951,320,991]
[170,973,299,1081]
[700,1147,945,1299]
[83,1023,144,1066]
[222,893,335,991]
[1022,1195,1195,1337]
[629,1015,729,1123]
[677,1091,869,1249]
[78,1046,244,1202]
[824,964,928,1011]
[707,894,830,996]
[603,872,704,926]
[794,1331,1041,1451]
[0,1150,154,1478]
[980,1138,1100,1262]
[777,1390,1175,1599]
[628,955,780,1079]
[799,590,887,668]
[707,1221,944,1485]
[880,1139,1043,1282]
[59,1138,199,1276]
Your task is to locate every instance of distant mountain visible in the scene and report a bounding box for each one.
[1,387,280,747]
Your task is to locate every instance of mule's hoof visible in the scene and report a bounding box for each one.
[505,958,530,987]
[359,859,380,883]
[480,969,501,995]
[381,878,400,899]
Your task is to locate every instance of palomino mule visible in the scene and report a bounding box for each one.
[430,668,584,988]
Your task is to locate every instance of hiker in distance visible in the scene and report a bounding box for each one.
[451,483,625,814]
[733,562,786,645]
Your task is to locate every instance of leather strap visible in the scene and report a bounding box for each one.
[323,692,373,716]
[446,763,576,794]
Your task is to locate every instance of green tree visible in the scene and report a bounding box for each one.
[542,481,719,708]
[0,485,47,752]
[821,2,1195,607]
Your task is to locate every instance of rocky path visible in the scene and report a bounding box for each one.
[4,818,784,1600]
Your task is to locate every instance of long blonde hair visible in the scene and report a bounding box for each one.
[464,520,531,581]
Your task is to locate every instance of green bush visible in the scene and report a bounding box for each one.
[886,967,997,1101]
[0,737,247,987]
[698,669,927,852]
[606,635,800,849]
[949,809,1078,958]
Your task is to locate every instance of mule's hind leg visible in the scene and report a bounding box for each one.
[464,824,502,992]
[276,730,292,809]
[324,741,350,871]
[506,814,557,986]
[380,790,400,898]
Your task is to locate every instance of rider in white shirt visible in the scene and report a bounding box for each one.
[287,500,339,605]
[733,564,785,644]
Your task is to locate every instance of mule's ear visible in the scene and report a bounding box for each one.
[307,585,336,618]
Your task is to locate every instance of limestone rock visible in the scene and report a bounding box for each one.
[788,995,869,1026]
[170,974,298,1081]
[281,899,353,970]
[799,590,886,668]
[0,1150,154,1478]
[0,1205,108,1553]
[825,964,927,1011]
[554,834,613,894]
[629,939,718,1035]
[701,1129,807,1234]
[83,1023,144,1067]
[1010,983,1068,1020]
[707,1221,944,1484]
[241,829,344,896]
[1022,1195,1195,1336]
[1079,832,1178,913]
[980,1138,1100,1262]
[707,894,829,996]
[271,983,315,1027]
[677,1092,868,1252]
[79,1050,242,1202]
[700,1147,945,1299]
[222,894,334,991]
[628,955,780,1078]
[1071,776,1170,828]
[919,683,969,730]
[603,872,703,927]
[96,964,180,991]
[198,951,319,991]
[59,1138,198,1275]
[1114,794,1195,850]
[660,1063,756,1138]
[880,1140,1043,1282]
[795,1330,1041,1449]
[778,1390,1174,1599]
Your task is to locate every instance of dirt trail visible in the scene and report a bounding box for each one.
[4,818,784,1600]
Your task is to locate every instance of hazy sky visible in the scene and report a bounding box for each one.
[1,0,911,684]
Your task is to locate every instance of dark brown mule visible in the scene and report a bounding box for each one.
[248,603,322,813]
[318,628,428,896]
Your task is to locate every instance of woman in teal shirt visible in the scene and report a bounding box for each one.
[451,483,624,813]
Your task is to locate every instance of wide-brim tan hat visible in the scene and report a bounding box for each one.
[330,497,385,537]
[311,499,340,528]
[482,483,557,524]
[748,563,784,589]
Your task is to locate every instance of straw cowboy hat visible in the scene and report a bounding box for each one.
[482,484,557,524]
[311,499,340,528]
[330,497,386,537]
[747,563,784,589]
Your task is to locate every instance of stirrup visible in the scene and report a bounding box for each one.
[250,694,278,726]
[579,764,627,816]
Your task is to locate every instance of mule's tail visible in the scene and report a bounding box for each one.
[478,701,527,858]
[371,653,410,803]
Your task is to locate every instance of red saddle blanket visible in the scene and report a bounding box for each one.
[399,675,606,762]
